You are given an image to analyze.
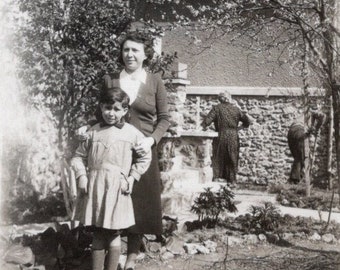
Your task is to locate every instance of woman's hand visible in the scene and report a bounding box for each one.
[78,175,88,195]
[76,126,90,141]
[121,176,135,195]
[134,137,154,157]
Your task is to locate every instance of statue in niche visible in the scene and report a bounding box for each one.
[180,144,197,167]
[196,140,210,168]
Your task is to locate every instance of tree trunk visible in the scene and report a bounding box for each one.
[332,1,340,205]
[303,94,311,197]
[331,83,340,205]
[327,96,334,190]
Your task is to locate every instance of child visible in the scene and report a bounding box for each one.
[71,87,151,270]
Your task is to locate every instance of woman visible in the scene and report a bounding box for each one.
[202,91,250,185]
[101,33,170,270]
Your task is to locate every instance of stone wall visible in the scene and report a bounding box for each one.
[159,82,331,188]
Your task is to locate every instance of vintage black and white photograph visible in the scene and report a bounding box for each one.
[1,0,340,269]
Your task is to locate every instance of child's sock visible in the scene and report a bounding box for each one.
[104,246,121,270]
[92,249,106,270]
[125,233,141,269]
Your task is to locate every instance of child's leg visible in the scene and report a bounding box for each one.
[105,234,121,270]
[92,229,107,270]
[125,233,142,270]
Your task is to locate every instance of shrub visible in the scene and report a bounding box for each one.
[2,182,67,225]
[190,185,237,227]
[237,202,281,234]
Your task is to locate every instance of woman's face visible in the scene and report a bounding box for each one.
[122,40,147,73]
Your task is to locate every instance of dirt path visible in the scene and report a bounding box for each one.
[233,189,340,222]
[134,239,340,270]
[67,238,340,270]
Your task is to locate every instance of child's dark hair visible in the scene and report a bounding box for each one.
[118,33,155,67]
[99,87,130,108]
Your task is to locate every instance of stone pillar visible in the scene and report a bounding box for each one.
[166,61,190,136]
[159,61,190,173]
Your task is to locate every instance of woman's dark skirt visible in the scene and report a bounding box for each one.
[127,147,162,235]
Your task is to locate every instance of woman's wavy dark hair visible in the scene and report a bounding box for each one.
[118,33,155,67]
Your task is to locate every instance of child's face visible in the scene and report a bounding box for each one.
[100,101,128,125]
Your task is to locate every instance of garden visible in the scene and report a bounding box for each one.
[1,0,340,269]
[1,183,340,270]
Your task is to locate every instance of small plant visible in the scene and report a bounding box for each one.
[190,185,237,227]
[238,202,281,234]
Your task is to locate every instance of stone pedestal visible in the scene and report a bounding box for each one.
[159,62,219,215]
[159,132,218,215]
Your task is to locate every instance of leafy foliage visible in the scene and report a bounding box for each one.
[191,185,237,226]
[12,0,174,157]
[13,0,131,155]
[148,51,178,80]
[249,202,281,232]
[273,184,336,211]
[2,181,67,225]
[233,202,282,234]
[232,205,340,239]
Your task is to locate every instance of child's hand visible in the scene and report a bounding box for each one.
[126,176,135,194]
[121,176,135,195]
[76,126,90,141]
[78,175,88,195]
